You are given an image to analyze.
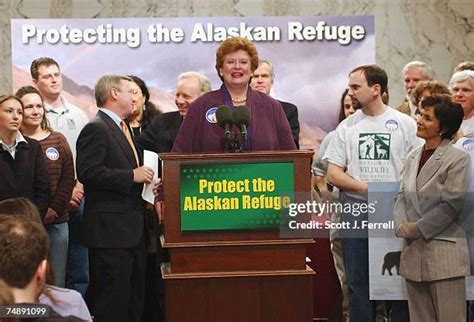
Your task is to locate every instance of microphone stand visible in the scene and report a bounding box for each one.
[234,125,247,152]
[223,125,233,152]
[222,126,248,153]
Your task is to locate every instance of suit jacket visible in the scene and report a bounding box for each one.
[135,111,183,153]
[394,140,471,282]
[396,99,411,117]
[172,86,296,152]
[278,100,300,149]
[76,110,144,248]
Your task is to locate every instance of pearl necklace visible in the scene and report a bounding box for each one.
[231,97,246,104]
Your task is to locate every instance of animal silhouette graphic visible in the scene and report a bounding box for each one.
[381,251,401,275]
[375,143,388,159]
[359,133,391,160]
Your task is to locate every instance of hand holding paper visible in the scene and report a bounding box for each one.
[141,150,159,203]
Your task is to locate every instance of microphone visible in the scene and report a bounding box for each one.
[216,105,235,151]
[233,106,251,136]
[216,105,234,136]
[233,106,251,151]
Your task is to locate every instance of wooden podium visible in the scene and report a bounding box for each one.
[160,150,315,322]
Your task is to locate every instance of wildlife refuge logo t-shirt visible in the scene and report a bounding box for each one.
[325,107,419,186]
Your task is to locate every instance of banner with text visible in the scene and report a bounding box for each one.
[11,16,375,150]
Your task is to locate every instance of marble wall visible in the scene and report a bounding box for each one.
[0,0,472,105]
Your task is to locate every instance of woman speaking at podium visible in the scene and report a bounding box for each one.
[172,37,296,152]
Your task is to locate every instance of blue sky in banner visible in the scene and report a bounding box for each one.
[11,16,375,146]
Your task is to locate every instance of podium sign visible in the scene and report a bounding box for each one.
[180,162,294,231]
[160,151,315,322]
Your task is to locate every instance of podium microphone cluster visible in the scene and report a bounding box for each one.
[216,105,251,152]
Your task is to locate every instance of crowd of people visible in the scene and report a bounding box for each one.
[314,61,474,322]
[0,35,473,322]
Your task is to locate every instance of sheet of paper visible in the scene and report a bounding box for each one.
[141,150,159,204]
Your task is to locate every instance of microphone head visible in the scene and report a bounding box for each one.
[216,105,234,129]
[233,105,251,127]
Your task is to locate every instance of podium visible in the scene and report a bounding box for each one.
[160,150,315,322]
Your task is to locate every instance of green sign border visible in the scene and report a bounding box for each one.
[180,161,294,232]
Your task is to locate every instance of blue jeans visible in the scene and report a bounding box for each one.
[340,194,374,322]
[65,201,89,297]
[45,222,69,287]
[342,236,375,322]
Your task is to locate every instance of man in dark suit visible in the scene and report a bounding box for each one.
[250,59,300,148]
[76,75,154,322]
[135,72,211,322]
[136,71,211,154]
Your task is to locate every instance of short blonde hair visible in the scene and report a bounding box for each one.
[94,75,131,107]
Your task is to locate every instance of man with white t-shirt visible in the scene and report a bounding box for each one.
[31,57,89,296]
[325,65,420,322]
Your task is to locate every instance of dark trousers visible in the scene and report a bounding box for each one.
[142,220,166,322]
[142,252,165,322]
[91,239,146,322]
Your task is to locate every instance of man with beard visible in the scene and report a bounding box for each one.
[397,61,433,118]
[324,65,420,322]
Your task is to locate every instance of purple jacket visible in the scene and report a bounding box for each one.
[172,85,296,152]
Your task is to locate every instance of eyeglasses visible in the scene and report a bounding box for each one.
[112,87,138,95]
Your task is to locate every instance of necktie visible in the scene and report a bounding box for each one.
[120,121,139,165]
